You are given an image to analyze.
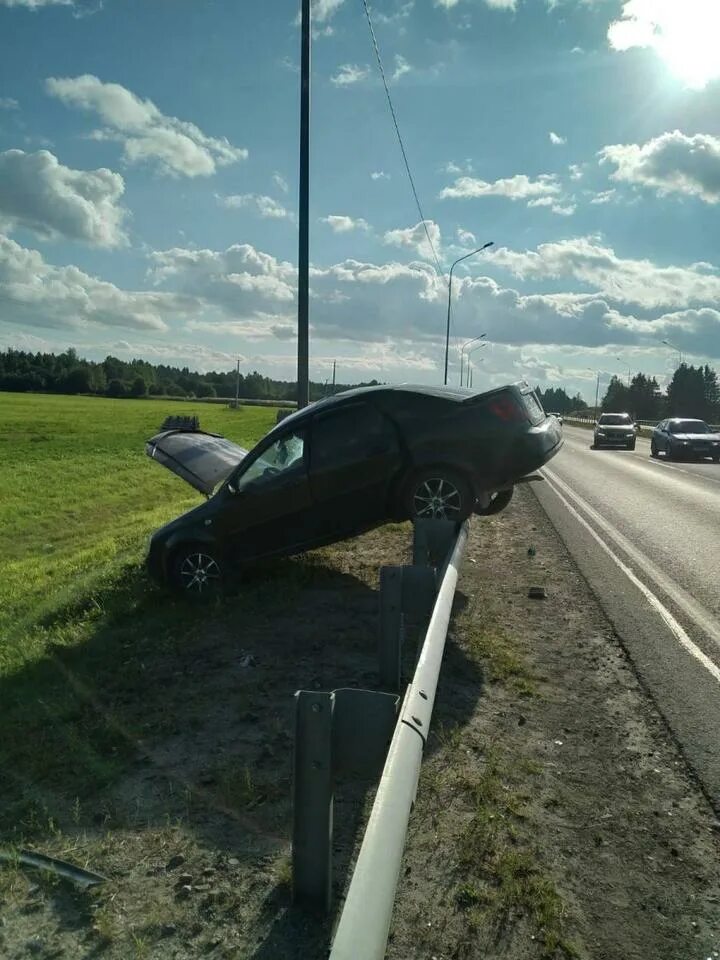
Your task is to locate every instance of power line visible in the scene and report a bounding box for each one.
[362,0,443,279]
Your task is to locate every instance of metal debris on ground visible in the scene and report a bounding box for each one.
[0,849,107,889]
[528,586,547,599]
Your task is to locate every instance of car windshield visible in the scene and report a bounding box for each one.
[669,420,709,434]
[599,414,632,425]
[235,432,305,491]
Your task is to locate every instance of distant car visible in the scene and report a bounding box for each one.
[548,412,564,425]
[592,412,637,450]
[650,418,720,462]
[145,382,563,597]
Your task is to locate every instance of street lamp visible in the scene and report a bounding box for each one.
[444,241,494,385]
[459,333,486,386]
[467,355,484,389]
[615,355,631,387]
[465,341,487,387]
[588,367,601,419]
[661,339,683,367]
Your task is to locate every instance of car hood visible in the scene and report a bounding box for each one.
[146,429,248,495]
[597,424,634,431]
[671,432,720,442]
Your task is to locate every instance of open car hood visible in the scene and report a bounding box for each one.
[146,430,248,496]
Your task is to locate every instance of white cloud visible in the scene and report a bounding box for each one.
[0,0,72,6]
[273,172,289,194]
[549,131,566,145]
[320,214,371,233]
[0,98,18,110]
[313,0,345,22]
[590,189,616,205]
[371,170,390,180]
[608,0,720,90]
[46,74,247,178]
[599,131,720,204]
[435,0,515,8]
[392,55,412,81]
[383,220,442,259]
[0,149,127,246]
[0,233,174,332]
[330,64,370,86]
[457,227,476,245]
[527,196,576,216]
[218,193,293,220]
[568,163,584,180]
[439,173,561,201]
[488,237,720,310]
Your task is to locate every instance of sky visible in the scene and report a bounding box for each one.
[1,0,720,400]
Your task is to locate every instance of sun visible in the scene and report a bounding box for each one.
[609,0,720,91]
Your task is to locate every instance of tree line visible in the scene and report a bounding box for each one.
[0,348,375,402]
[599,367,720,422]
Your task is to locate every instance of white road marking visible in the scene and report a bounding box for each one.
[541,467,720,685]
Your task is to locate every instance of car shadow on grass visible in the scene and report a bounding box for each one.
[0,534,484,956]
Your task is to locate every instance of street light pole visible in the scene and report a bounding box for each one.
[662,339,683,368]
[459,333,486,387]
[615,355,631,387]
[594,370,601,419]
[444,242,493,386]
[297,0,311,409]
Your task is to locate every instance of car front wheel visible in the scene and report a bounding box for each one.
[170,543,224,600]
[650,440,658,457]
[404,468,473,522]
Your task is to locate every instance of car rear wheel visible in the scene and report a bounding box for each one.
[474,487,514,516]
[170,544,223,600]
[404,468,473,522]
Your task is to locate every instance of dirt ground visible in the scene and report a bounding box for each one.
[1,490,719,959]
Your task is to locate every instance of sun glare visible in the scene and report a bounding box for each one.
[610,0,720,90]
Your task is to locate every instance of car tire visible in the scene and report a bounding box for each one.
[628,441,636,451]
[474,486,514,516]
[170,543,224,600]
[650,440,658,458]
[713,455,720,463]
[591,442,597,450]
[404,467,474,522]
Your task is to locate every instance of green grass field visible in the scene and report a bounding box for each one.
[0,392,276,834]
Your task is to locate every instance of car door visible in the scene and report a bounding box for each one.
[222,428,313,561]
[308,401,403,538]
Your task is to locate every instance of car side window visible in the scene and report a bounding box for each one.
[235,431,305,493]
[311,403,396,470]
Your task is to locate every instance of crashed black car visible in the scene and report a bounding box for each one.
[145,382,562,596]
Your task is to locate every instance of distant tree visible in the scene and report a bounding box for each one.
[129,375,147,397]
[600,376,630,413]
[666,365,706,417]
[60,367,92,395]
[106,378,127,398]
[628,373,662,420]
[195,381,216,398]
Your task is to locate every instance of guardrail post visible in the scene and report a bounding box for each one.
[412,518,457,569]
[292,688,399,912]
[378,566,403,689]
[292,691,334,911]
[379,565,437,689]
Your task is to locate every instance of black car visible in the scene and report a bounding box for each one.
[592,412,637,450]
[145,382,562,596]
[651,418,720,461]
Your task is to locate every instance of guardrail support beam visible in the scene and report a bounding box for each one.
[292,688,399,911]
[412,518,457,569]
[379,565,437,689]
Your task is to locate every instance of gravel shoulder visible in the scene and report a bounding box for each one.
[1,491,719,960]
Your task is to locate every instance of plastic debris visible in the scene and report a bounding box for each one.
[528,586,547,599]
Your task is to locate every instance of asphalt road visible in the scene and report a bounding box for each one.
[534,425,720,808]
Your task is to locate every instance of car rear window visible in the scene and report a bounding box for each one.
[669,420,709,434]
[599,414,632,425]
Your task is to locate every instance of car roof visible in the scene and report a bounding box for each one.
[269,381,529,435]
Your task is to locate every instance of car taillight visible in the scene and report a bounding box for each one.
[489,395,528,422]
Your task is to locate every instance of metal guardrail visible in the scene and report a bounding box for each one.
[329,520,469,960]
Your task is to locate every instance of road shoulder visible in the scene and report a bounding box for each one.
[387,486,720,960]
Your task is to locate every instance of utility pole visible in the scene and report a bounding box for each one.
[235,356,240,408]
[297,0,311,409]
[594,370,601,419]
[332,359,336,394]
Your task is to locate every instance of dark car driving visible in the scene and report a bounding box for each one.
[650,418,720,461]
[592,412,637,450]
[145,382,562,596]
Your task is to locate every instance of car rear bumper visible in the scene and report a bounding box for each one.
[480,418,563,489]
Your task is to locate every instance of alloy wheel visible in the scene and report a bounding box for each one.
[412,477,462,520]
[178,551,221,595]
